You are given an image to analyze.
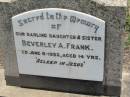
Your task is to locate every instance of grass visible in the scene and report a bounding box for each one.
[126,15,130,32]
[125,33,130,48]
[125,1,130,48]
[126,0,130,31]
[126,10,130,47]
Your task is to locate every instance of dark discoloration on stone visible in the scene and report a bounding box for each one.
[104,85,121,96]
[19,74,104,96]
[5,76,20,86]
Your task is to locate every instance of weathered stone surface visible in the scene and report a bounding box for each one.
[0,2,19,76]
[0,49,4,67]
[0,16,3,66]
[0,0,127,96]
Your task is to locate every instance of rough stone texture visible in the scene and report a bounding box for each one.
[0,49,4,68]
[0,2,19,77]
[0,0,127,6]
[0,4,6,68]
[0,0,127,96]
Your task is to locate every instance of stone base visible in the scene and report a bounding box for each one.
[5,76,19,86]
[5,75,121,96]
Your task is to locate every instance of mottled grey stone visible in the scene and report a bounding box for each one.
[0,2,19,76]
[0,0,127,96]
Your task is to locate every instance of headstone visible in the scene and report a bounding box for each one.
[1,0,127,96]
[12,8,105,81]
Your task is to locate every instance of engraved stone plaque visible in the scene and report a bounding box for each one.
[12,8,105,81]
